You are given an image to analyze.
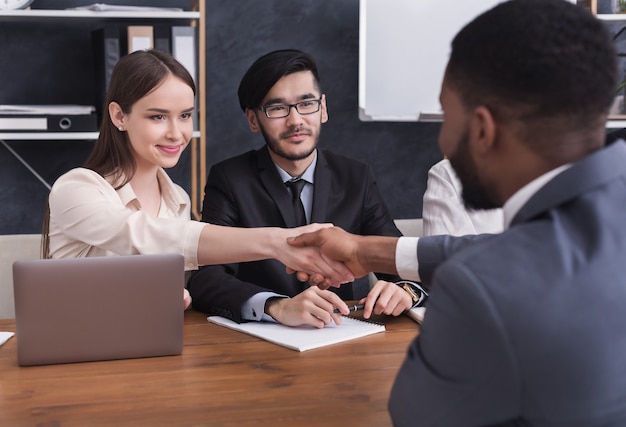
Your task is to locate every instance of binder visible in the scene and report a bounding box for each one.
[127,25,154,53]
[153,24,171,54]
[171,26,197,83]
[0,114,98,132]
[92,27,121,119]
[171,26,198,129]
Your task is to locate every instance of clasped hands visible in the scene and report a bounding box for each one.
[273,225,410,328]
[284,225,370,288]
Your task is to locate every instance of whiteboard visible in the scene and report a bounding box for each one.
[358,0,502,122]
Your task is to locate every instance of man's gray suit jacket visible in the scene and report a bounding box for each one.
[188,147,401,322]
[390,141,626,426]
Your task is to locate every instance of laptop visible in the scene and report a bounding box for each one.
[12,254,184,366]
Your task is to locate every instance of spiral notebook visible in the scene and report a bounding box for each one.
[208,316,385,352]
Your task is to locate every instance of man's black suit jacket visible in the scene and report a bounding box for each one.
[188,147,402,322]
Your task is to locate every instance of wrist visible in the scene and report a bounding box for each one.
[360,236,400,275]
[395,280,428,308]
[265,227,288,260]
[264,296,287,320]
[264,227,298,262]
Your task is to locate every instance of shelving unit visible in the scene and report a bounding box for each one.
[596,13,626,20]
[0,1,207,218]
[0,9,200,20]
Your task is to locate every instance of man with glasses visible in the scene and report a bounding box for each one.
[188,49,425,328]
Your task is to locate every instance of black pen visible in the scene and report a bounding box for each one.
[333,303,365,314]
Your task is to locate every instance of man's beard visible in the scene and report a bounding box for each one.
[448,130,500,210]
[260,125,318,161]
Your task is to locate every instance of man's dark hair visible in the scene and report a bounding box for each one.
[446,0,616,149]
[237,49,321,111]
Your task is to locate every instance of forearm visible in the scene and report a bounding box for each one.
[197,224,287,265]
[357,235,400,276]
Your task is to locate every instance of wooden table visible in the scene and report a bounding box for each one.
[0,310,419,426]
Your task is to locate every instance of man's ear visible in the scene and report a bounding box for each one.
[320,94,329,124]
[470,105,496,155]
[245,108,261,133]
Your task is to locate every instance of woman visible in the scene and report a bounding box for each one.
[42,50,352,309]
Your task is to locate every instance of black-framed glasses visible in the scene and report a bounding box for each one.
[256,98,323,119]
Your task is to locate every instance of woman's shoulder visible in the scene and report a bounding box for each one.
[55,167,102,180]
[51,167,113,192]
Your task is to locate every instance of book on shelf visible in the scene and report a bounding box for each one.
[127,25,154,53]
[172,25,198,129]
[0,105,98,132]
[0,115,98,132]
[153,25,171,54]
[208,315,385,352]
[92,27,120,119]
[171,26,197,82]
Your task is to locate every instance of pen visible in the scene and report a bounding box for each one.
[333,303,365,314]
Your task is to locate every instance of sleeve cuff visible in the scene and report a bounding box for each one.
[183,220,205,271]
[395,237,421,281]
[242,292,287,322]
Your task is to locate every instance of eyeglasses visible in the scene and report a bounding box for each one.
[256,98,323,119]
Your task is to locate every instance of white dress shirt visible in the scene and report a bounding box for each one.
[422,159,504,236]
[397,162,571,281]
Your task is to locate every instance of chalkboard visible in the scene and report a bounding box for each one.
[358,0,502,121]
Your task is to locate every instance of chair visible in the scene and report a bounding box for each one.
[394,218,423,238]
[0,234,41,319]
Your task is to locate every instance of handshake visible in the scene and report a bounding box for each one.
[282,224,400,289]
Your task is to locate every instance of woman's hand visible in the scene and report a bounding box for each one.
[183,288,192,310]
[277,224,355,287]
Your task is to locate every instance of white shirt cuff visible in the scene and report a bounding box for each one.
[395,236,421,281]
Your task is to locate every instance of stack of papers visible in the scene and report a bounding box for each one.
[67,4,183,12]
[0,105,95,115]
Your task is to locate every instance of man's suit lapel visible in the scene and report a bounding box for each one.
[256,147,297,227]
[512,141,626,226]
[311,150,331,224]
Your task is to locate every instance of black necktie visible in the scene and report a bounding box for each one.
[286,179,307,226]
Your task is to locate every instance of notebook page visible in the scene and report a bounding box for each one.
[0,332,14,347]
[208,316,385,352]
